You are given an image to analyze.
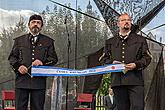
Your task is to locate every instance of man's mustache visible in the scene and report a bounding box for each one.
[32,26,39,30]
[124,23,129,26]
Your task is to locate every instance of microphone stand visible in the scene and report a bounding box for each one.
[75,0,78,96]
[64,15,71,110]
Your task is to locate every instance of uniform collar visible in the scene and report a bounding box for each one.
[115,32,138,47]
[28,33,42,43]
[119,31,131,40]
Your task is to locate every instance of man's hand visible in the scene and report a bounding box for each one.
[125,63,136,70]
[18,65,28,74]
[32,59,43,66]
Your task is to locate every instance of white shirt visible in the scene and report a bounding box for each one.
[29,32,39,42]
[109,95,113,104]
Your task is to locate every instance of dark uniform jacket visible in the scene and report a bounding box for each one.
[8,33,58,89]
[104,95,118,110]
[101,32,151,87]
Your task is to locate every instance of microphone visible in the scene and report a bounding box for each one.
[64,15,67,24]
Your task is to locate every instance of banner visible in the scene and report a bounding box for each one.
[31,64,125,76]
[145,48,165,110]
[93,0,119,36]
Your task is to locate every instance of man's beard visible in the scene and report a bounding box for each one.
[124,24,130,30]
[31,26,40,34]
[124,26,130,30]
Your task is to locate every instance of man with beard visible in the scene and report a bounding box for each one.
[100,13,151,110]
[8,14,58,110]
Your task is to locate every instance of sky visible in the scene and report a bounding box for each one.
[0,0,98,31]
[0,0,92,12]
[0,0,165,43]
[142,7,165,43]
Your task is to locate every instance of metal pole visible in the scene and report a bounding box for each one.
[64,15,71,110]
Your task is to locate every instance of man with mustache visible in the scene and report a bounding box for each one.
[8,14,58,110]
[100,13,152,110]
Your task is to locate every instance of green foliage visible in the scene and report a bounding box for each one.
[97,73,111,96]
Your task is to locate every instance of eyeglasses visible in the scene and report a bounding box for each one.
[119,19,131,22]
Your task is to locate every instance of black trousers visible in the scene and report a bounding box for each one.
[15,88,46,110]
[112,85,144,110]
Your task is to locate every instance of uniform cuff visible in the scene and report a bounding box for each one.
[12,62,21,72]
[134,61,143,70]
